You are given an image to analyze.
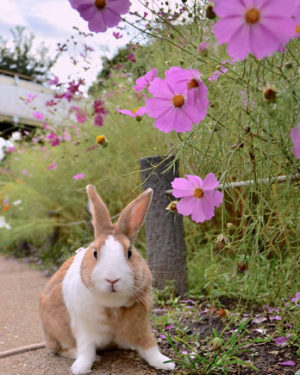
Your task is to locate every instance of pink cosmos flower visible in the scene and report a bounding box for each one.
[214,0,297,60]
[295,2,300,38]
[47,132,61,147]
[113,31,123,39]
[94,114,104,127]
[47,163,57,170]
[26,93,37,103]
[46,100,57,107]
[134,68,157,91]
[69,106,87,124]
[171,173,223,223]
[115,107,147,117]
[126,52,136,62]
[197,42,208,54]
[291,292,300,304]
[93,99,107,115]
[146,73,208,133]
[208,67,228,82]
[73,173,85,180]
[165,67,209,108]
[69,0,131,33]
[33,111,44,121]
[49,76,59,86]
[290,123,300,158]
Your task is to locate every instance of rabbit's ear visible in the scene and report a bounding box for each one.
[86,185,113,238]
[115,188,153,241]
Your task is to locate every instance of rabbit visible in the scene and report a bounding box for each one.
[40,185,175,375]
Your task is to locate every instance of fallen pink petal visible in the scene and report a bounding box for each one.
[73,173,85,180]
[47,163,57,170]
[278,361,295,366]
[275,336,287,346]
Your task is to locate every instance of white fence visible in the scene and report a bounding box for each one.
[0,74,70,127]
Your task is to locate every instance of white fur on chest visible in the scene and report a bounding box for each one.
[62,248,113,347]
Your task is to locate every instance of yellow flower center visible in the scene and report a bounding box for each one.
[172,95,185,108]
[296,25,300,34]
[245,8,260,24]
[193,188,204,199]
[188,79,199,89]
[95,0,106,9]
[132,107,140,114]
[96,135,105,144]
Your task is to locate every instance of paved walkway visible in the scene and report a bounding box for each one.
[0,255,156,375]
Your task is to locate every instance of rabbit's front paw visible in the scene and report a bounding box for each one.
[151,353,176,371]
[140,346,175,371]
[71,358,93,375]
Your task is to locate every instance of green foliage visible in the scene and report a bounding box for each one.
[164,320,269,374]
[0,86,174,261]
[0,26,60,81]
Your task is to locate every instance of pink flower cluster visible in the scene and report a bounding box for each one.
[93,99,108,127]
[69,106,88,124]
[146,67,209,133]
[115,67,209,133]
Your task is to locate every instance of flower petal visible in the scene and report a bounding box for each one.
[191,199,206,223]
[186,174,203,188]
[171,178,194,198]
[88,11,106,32]
[148,78,175,98]
[177,196,196,216]
[102,7,122,28]
[202,173,220,190]
[227,24,251,60]
[106,0,131,14]
[146,97,172,118]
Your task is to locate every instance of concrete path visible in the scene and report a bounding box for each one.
[0,255,157,375]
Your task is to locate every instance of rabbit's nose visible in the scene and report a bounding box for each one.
[106,278,120,285]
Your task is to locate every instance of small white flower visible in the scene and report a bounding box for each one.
[0,216,11,230]
[12,200,22,206]
[10,131,22,142]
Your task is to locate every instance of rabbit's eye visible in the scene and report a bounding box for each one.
[127,248,132,260]
[93,249,98,260]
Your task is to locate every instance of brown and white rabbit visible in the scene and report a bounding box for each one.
[40,185,175,375]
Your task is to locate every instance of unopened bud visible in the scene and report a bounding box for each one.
[263,84,277,103]
[166,201,178,212]
[206,4,216,19]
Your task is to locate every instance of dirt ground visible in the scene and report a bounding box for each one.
[0,255,159,375]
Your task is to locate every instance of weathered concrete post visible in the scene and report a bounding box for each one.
[140,156,188,296]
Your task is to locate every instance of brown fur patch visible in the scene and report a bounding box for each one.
[40,256,76,353]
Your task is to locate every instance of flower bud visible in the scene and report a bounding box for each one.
[197,42,208,55]
[206,4,216,19]
[96,135,109,148]
[166,201,178,212]
[263,84,277,103]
